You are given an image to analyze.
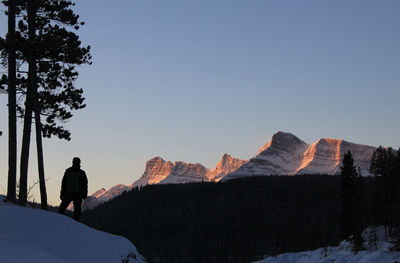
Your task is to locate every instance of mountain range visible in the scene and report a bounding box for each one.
[81,131,377,210]
[133,153,248,187]
[224,131,376,180]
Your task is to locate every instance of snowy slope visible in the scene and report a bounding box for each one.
[159,161,210,184]
[0,196,145,263]
[254,243,399,263]
[82,184,132,210]
[296,139,376,176]
[225,131,309,180]
[254,228,400,263]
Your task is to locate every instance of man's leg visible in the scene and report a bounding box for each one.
[72,197,83,221]
[58,196,72,215]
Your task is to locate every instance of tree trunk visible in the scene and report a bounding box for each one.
[19,95,33,205]
[19,0,37,205]
[7,0,17,203]
[29,0,47,209]
[25,0,47,209]
[34,108,47,209]
[19,100,33,205]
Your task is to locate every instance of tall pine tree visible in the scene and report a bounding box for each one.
[340,150,364,252]
[393,148,400,250]
[370,146,400,250]
[370,147,395,235]
[5,0,17,203]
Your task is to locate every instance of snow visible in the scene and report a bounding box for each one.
[254,227,400,263]
[0,196,145,263]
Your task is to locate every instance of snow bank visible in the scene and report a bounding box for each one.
[254,228,400,263]
[0,196,145,263]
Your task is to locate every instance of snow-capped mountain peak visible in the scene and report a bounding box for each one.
[210,153,248,182]
[132,157,174,187]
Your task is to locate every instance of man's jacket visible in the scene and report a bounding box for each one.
[61,166,88,199]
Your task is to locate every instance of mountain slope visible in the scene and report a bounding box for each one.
[224,131,376,180]
[0,196,144,263]
[225,131,309,180]
[296,139,376,175]
[159,161,210,184]
[81,184,132,211]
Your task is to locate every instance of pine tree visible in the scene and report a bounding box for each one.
[391,148,400,250]
[369,146,400,250]
[18,0,37,205]
[5,0,17,203]
[340,150,364,252]
[370,147,396,237]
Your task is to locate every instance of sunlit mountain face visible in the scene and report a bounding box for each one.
[79,153,247,211]
[133,153,248,187]
[225,131,376,180]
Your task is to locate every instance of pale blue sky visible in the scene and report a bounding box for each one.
[1,0,400,205]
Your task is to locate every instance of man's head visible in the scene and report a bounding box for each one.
[72,157,81,167]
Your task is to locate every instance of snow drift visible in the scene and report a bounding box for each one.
[254,227,400,263]
[0,196,145,263]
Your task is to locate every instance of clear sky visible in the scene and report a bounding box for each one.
[1,0,400,205]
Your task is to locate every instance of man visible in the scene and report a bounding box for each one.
[58,157,88,221]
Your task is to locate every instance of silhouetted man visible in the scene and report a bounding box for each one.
[58,157,88,221]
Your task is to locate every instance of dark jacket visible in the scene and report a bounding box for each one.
[60,165,88,199]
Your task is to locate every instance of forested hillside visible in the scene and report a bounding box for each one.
[83,175,346,263]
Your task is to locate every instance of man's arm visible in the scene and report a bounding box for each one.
[81,171,88,199]
[60,169,68,200]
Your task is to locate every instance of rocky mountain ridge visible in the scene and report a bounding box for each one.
[133,153,248,187]
[224,131,376,180]
[80,153,247,210]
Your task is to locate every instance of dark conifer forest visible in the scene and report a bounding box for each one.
[83,175,345,263]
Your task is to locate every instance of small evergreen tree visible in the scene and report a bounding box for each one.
[367,226,378,250]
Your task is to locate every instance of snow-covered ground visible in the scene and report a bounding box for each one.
[254,227,400,263]
[0,196,145,263]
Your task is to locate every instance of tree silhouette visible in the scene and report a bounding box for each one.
[4,0,18,203]
[340,150,364,252]
[369,146,400,250]
[1,0,91,206]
